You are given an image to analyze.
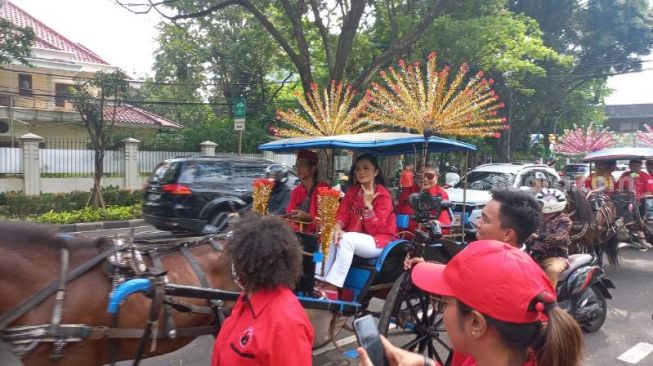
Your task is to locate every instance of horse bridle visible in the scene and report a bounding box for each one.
[0,233,229,364]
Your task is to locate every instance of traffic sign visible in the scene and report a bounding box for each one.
[235,118,245,131]
[233,97,246,119]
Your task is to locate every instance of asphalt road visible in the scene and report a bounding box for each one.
[75,226,653,366]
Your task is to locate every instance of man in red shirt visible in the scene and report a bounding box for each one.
[396,164,451,233]
[618,159,653,200]
[399,163,415,191]
[617,159,653,251]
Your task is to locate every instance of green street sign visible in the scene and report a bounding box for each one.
[233,97,246,119]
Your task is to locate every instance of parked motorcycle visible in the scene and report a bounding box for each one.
[556,253,615,332]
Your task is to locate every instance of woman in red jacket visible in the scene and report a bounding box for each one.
[319,153,397,289]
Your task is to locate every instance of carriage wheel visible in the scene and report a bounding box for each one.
[378,273,453,366]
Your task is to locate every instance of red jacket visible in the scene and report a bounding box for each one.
[211,286,313,366]
[286,181,330,233]
[396,184,452,232]
[336,184,397,248]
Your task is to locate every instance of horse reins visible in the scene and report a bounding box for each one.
[0,234,229,364]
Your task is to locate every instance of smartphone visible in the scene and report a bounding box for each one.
[353,315,389,366]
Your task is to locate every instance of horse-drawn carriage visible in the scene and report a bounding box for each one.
[0,132,475,366]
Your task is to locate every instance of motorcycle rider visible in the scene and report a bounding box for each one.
[405,188,541,268]
[526,188,572,287]
[265,165,292,215]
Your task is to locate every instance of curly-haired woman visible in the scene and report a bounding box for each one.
[211,214,314,366]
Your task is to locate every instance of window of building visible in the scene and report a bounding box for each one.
[619,122,633,131]
[55,83,74,107]
[18,74,32,96]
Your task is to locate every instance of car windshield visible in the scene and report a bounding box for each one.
[563,165,588,173]
[455,171,515,190]
[232,163,269,178]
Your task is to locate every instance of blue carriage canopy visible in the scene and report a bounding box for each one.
[258,132,477,155]
[583,147,653,162]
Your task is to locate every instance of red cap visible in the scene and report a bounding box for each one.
[297,149,318,165]
[411,240,555,324]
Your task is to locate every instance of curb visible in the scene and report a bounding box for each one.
[57,219,145,233]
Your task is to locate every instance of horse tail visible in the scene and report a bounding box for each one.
[567,189,593,225]
[605,233,620,267]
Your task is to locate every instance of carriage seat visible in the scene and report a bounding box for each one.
[351,255,378,266]
[560,253,593,281]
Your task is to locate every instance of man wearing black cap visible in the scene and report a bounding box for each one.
[617,159,653,251]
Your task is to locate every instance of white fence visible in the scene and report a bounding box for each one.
[0,136,355,194]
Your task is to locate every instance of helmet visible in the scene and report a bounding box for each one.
[265,164,289,184]
[535,188,567,214]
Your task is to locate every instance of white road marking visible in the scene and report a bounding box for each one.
[617,342,653,364]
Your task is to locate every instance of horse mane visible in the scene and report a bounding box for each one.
[0,221,100,251]
[567,189,593,225]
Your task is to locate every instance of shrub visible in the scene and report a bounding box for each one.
[0,188,143,219]
[34,204,142,224]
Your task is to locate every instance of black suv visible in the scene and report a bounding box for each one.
[142,156,298,232]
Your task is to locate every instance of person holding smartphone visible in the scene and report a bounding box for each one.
[359,240,584,366]
[317,153,397,292]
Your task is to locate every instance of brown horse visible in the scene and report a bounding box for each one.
[564,189,619,266]
[0,222,238,366]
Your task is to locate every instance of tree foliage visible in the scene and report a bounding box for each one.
[0,17,35,65]
[72,70,129,208]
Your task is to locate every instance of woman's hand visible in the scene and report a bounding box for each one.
[357,336,429,366]
[362,182,378,210]
[403,255,425,271]
[288,209,313,222]
[333,222,344,246]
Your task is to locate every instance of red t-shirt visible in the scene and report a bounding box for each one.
[400,170,414,188]
[286,181,330,233]
[211,286,313,366]
[618,170,653,200]
[583,174,616,195]
[396,184,452,232]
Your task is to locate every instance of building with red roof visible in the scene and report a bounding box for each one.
[0,0,181,146]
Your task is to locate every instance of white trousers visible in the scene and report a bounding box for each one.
[322,231,383,287]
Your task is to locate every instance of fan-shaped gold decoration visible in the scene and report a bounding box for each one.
[367,52,507,138]
[275,81,379,137]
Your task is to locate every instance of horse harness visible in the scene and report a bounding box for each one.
[0,234,228,363]
[568,191,617,242]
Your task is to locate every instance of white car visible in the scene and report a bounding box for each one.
[445,163,561,231]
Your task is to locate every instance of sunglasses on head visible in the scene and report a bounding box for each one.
[421,172,436,180]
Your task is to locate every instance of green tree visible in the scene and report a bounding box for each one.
[117,0,462,94]
[508,0,653,156]
[0,17,35,65]
[72,70,129,208]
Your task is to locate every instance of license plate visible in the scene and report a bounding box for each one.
[451,213,463,227]
[148,193,161,201]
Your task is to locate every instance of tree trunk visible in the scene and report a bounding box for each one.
[88,148,105,208]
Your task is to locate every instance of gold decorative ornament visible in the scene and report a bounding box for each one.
[251,178,274,215]
[316,187,341,276]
